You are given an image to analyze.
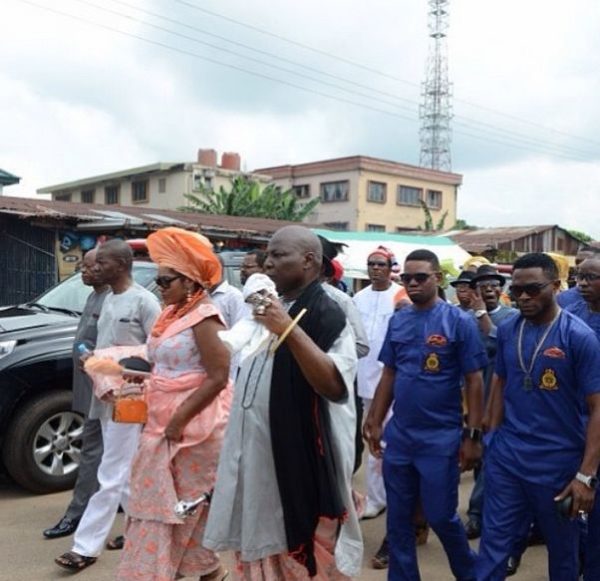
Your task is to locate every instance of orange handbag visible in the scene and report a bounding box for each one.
[112,395,148,424]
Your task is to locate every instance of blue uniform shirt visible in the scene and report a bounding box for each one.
[557,286,584,308]
[379,300,487,459]
[565,300,600,421]
[491,310,600,488]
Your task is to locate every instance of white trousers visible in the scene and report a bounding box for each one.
[72,418,141,557]
[362,398,390,510]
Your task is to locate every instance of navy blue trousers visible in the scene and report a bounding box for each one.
[383,453,476,581]
[582,489,600,580]
[477,454,579,581]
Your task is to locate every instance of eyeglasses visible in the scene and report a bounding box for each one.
[509,281,552,298]
[155,275,182,288]
[367,260,389,268]
[475,280,502,289]
[400,272,435,285]
[576,272,600,282]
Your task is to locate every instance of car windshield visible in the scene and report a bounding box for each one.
[35,263,158,313]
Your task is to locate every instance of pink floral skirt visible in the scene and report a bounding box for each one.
[116,440,222,580]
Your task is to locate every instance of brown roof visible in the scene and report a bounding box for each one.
[254,155,463,186]
[449,225,574,253]
[0,195,299,240]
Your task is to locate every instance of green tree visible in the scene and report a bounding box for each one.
[453,218,477,230]
[567,229,594,244]
[419,199,448,232]
[180,176,319,222]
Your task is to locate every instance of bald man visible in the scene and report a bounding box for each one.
[44,249,109,539]
[205,226,362,579]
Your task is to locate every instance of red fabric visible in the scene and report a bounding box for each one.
[331,259,344,282]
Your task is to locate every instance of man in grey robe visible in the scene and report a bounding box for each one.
[204,226,363,578]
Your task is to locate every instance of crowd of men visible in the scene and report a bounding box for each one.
[41,231,599,581]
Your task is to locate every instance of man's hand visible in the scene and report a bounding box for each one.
[469,287,487,312]
[555,479,596,518]
[362,416,384,459]
[254,300,293,336]
[459,438,482,472]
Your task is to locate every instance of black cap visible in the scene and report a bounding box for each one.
[450,271,476,287]
[318,235,347,278]
[471,264,506,287]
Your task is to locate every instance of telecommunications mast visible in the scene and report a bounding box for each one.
[419,0,453,171]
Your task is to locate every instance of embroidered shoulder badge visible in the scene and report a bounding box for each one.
[540,368,558,390]
[543,346,566,359]
[426,334,448,347]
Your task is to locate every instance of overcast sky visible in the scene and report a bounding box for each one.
[2,0,600,237]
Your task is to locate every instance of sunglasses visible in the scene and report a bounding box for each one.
[367,260,389,268]
[400,272,435,285]
[155,275,182,288]
[576,272,600,282]
[509,281,552,298]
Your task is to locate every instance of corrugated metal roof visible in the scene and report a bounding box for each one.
[0,169,21,185]
[448,225,573,252]
[0,195,299,238]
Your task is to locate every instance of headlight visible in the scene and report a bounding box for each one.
[0,340,17,360]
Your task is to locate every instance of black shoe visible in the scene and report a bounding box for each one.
[464,519,481,540]
[371,538,389,570]
[506,556,521,577]
[43,516,80,539]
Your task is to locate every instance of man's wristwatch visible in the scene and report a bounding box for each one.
[462,427,483,442]
[474,309,488,319]
[575,472,599,490]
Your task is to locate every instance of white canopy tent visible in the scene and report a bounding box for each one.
[312,229,471,280]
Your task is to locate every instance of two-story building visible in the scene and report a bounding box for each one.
[37,150,271,209]
[254,155,462,232]
[38,152,462,233]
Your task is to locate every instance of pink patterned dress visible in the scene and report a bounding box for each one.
[117,303,232,581]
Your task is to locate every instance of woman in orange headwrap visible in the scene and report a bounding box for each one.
[117,227,231,581]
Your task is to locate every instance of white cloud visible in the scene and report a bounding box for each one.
[1,0,599,239]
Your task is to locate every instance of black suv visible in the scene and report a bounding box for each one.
[0,251,245,493]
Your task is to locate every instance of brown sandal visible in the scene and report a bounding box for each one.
[106,535,125,550]
[55,551,97,571]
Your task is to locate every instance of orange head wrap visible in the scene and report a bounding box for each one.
[146,227,221,289]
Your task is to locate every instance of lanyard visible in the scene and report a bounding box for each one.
[516,310,561,391]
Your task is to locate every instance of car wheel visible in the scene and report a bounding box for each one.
[2,390,84,494]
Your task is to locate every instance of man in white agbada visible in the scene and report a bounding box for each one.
[353,246,401,519]
[204,226,362,579]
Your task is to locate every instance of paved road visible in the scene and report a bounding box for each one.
[0,472,548,580]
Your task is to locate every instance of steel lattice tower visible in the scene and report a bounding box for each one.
[419,0,453,171]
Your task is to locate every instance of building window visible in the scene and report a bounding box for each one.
[105,185,120,205]
[366,224,386,232]
[81,189,95,204]
[323,221,349,231]
[158,178,167,194]
[292,184,311,199]
[397,185,422,206]
[320,180,349,203]
[426,189,442,209]
[55,193,71,202]
[132,180,148,203]
[367,181,387,203]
